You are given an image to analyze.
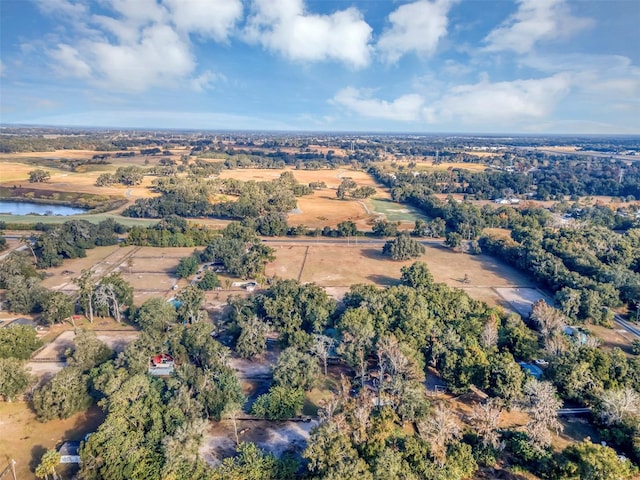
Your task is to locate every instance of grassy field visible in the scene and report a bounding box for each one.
[217,167,405,229]
[217,166,378,189]
[368,197,429,223]
[265,242,535,307]
[0,212,160,227]
[292,192,375,229]
[380,160,488,172]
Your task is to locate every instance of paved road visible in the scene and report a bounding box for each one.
[558,408,591,415]
[612,313,640,338]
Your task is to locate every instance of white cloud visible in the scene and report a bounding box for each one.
[426,74,572,125]
[87,24,195,92]
[332,87,425,122]
[333,74,572,128]
[191,70,224,92]
[101,0,168,26]
[524,53,640,95]
[0,60,4,77]
[33,0,88,19]
[521,53,640,124]
[377,0,454,63]
[50,44,92,78]
[483,0,592,54]
[38,0,242,92]
[245,0,373,68]
[165,0,243,41]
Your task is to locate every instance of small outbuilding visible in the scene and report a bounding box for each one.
[149,353,175,377]
[58,441,81,464]
[518,362,543,379]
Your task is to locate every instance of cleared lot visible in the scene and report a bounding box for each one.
[266,242,535,308]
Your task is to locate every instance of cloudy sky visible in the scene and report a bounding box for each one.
[1,0,638,133]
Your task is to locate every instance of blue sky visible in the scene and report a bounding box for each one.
[1,0,638,134]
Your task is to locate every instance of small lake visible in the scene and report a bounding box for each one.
[0,200,87,216]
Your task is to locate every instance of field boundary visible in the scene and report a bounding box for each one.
[297,246,309,282]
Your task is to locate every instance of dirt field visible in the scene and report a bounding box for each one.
[292,193,373,229]
[495,287,552,318]
[0,402,104,480]
[41,245,195,304]
[199,418,318,466]
[33,330,139,361]
[266,242,535,308]
[587,324,638,355]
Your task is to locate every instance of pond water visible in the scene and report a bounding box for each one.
[0,200,87,216]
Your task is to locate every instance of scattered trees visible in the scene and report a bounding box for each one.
[197,270,220,290]
[175,285,205,324]
[176,255,199,278]
[74,269,96,323]
[520,380,563,450]
[560,440,638,480]
[311,334,335,376]
[134,297,178,332]
[94,273,133,322]
[594,387,640,427]
[29,169,51,183]
[337,307,375,388]
[66,330,112,371]
[234,316,269,359]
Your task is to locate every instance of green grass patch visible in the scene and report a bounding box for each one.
[0,213,159,228]
[302,376,339,416]
[368,197,430,223]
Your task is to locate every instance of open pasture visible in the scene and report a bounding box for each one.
[291,192,375,229]
[218,167,379,189]
[218,167,398,229]
[33,329,139,361]
[41,245,193,304]
[265,242,535,308]
[380,160,488,172]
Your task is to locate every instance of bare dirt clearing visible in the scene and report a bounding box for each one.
[495,287,552,318]
[32,330,139,361]
[0,403,104,480]
[199,419,318,466]
[41,245,195,304]
[587,323,638,355]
